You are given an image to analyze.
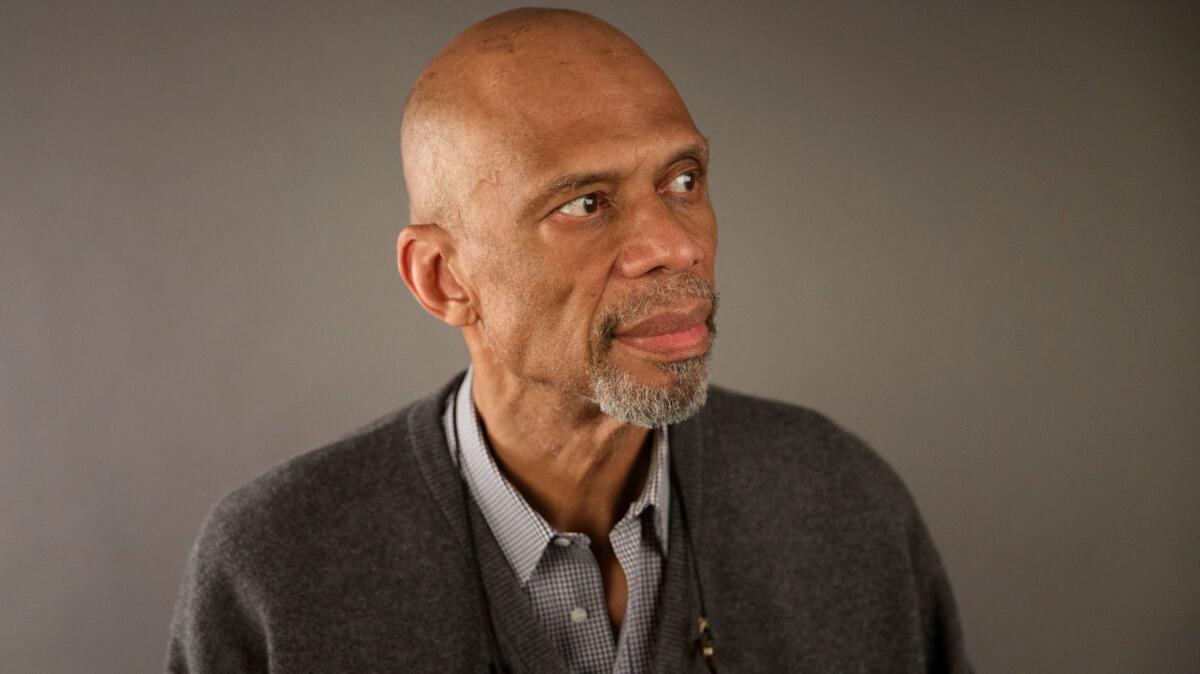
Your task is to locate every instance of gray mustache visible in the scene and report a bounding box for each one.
[597,274,718,343]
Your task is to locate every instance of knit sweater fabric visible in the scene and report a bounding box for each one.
[166,375,972,673]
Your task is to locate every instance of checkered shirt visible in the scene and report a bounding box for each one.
[443,367,670,674]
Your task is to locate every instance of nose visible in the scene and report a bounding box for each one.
[614,195,706,279]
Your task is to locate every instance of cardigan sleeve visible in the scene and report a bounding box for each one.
[165,502,269,674]
[906,497,974,674]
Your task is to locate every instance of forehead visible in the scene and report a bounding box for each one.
[524,97,697,169]
[458,58,702,202]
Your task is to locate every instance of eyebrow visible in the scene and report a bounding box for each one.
[667,141,710,170]
[541,170,619,197]
[528,139,711,214]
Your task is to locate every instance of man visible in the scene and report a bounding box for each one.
[168,8,970,673]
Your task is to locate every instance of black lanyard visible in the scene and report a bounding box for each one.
[450,385,509,673]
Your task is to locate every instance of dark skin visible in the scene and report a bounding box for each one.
[396,8,718,631]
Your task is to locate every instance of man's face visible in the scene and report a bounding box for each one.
[454,46,718,425]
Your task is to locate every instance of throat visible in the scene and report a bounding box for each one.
[483,416,655,540]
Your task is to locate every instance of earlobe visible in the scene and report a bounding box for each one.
[396,225,478,327]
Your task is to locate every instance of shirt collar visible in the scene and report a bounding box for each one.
[443,366,670,586]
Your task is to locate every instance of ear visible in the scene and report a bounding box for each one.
[396,224,478,327]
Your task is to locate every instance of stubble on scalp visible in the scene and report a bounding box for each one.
[588,274,718,428]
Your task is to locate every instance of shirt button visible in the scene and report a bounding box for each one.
[569,607,588,623]
[553,536,572,548]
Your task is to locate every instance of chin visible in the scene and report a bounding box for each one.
[588,353,711,428]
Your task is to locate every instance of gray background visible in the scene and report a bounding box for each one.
[2,0,1197,672]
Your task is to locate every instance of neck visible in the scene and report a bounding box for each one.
[466,351,653,542]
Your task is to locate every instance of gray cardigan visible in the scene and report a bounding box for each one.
[167,375,971,673]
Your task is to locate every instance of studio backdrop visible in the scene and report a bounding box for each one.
[2,1,1197,672]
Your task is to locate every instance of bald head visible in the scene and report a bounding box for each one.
[400,8,694,232]
[395,9,717,421]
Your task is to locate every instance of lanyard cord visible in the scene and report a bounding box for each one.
[451,385,508,673]
[668,444,718,673]
[451,384,716,673]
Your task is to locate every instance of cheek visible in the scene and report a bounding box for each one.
[692,207,719,262]
[473,244,590,366]
[685,213,719,284]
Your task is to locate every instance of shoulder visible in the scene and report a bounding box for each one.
[191,382,454,578]
[217,407,406,523]
[699,384,914,515]
[169,379,479,668]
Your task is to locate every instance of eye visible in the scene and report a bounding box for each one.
[557,193,602,217]
[666,171,698,193]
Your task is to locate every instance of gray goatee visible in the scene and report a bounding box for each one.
[588,274,718,428]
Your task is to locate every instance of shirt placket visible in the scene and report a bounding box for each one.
[544,532,617,674]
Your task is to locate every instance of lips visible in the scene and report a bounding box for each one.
[615,303,711,337]
[612,302,712,357]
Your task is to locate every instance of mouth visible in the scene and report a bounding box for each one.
[611,302,712,359]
